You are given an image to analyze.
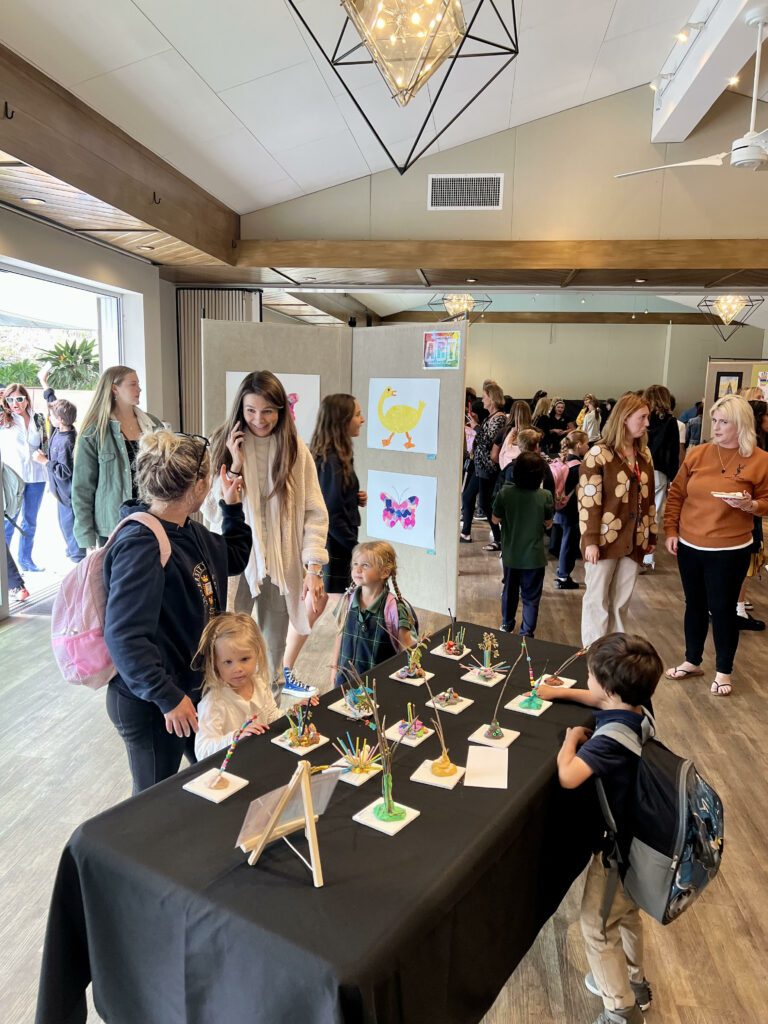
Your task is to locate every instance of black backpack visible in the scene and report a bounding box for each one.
[594,711,724,925]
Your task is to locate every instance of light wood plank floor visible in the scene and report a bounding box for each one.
[2,522,766,1024]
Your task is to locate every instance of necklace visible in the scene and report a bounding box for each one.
[715,444,739,474]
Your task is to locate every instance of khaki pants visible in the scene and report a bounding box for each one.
[581,557,640,647]
[233,575,289,695]
[580,855,645,1012]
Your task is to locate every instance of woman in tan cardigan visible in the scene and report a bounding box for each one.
[578,393,656,645]
[663,394,768,696]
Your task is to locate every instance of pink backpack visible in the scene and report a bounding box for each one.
[551,458,581,511]
[51,513,171,689]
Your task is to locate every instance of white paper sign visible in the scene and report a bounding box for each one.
[225,371,321,443]
[367,377,440,454]
[366,469,437,550]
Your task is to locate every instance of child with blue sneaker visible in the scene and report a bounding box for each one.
[537,633,661,1024]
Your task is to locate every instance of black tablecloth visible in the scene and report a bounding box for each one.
[36,626,599,1024]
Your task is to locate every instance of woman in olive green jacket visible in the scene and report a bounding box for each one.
[72,366,163,548]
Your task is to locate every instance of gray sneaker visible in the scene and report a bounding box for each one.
[592,1006,645,1024]
[585,973,652,1013]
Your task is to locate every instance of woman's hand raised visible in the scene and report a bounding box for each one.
[219,464,243,505]
[226,421,245,473]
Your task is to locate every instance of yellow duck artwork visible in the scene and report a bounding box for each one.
[377,386,426,449]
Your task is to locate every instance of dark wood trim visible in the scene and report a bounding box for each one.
[560,269,579,287]
[235,238,768,271]
[381,311,717,325]
[0,43,239,264]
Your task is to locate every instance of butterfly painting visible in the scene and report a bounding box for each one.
[381,492,419,530]
[367,471,436,550]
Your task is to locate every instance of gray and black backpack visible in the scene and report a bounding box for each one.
[594,710,724,925]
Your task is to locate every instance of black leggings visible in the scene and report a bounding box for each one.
[106,681,197,795]
[462,472,500,542]
[677,542,751,674]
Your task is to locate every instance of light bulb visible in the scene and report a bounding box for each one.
[729,76,739,86]
[712,295,748,325]
[411,12,420,24]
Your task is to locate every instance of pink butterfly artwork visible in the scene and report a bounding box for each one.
[381,492,419,530]
[287,393,299,420]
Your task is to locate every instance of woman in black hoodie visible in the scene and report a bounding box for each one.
[103,430,252,794]
[642,385,680,570]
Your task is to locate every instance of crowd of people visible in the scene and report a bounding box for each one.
[10,364,761,1024]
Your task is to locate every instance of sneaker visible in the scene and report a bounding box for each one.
[554,576,580,590]
[737,612,765,630]
[282,668,318,699]
[459,534,472,543]
[586,974,652,1013]
[500,622,514,632]
[592,1009,644,1024]
[10,587,30,602]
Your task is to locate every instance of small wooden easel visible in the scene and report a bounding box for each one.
[238,760,326,887]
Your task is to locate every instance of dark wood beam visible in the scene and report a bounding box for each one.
[381,311,716,325]
[560,269,579,287]
[703,269,746,289]
[235,238,768,271]
[0,43,239,264]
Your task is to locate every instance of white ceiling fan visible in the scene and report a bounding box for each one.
[616,7,768,179]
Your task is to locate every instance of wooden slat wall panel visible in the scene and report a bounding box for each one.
[178,290,251,434]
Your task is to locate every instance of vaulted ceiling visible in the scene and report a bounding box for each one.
[1,0,698,213]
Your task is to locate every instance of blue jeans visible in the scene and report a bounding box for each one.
[557,515,581,579]
[57,501,85,562]
[5,545,24,590]
[4,481,45,568]
[502,566,545,637]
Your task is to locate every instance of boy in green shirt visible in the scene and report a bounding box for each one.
[492,451,553,636]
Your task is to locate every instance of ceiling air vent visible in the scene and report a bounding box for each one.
[427,173,504,211]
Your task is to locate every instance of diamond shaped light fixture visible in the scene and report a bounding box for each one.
[287,1,519,174]
[429,291,492,322]
[341,1,466,107]
[697,294,764,342]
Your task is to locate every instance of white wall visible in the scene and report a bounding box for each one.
[464,322,765,410]
[0,206,178,423]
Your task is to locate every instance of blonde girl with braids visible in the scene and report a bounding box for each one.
[332,540,416,686]
[207,371,329,701]
[194,613,317,759]
[554,430,589,591]
[72,365,164,549]
[103,431,252,794]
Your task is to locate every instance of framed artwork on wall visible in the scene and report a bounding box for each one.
[714,371,743,400]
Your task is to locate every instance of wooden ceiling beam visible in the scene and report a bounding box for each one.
[0,44,239,265]
[235,239,768,271]
[381,311,717,325]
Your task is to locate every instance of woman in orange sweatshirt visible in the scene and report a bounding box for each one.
[664,394,768,696]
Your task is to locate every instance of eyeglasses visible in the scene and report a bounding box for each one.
[7,396,26,403]
[176,432,210,478]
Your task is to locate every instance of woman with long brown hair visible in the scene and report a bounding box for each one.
[0,383,48,571]
[208,371,329,700]
[577,393,656,645]
[71,365,163,548]
[310,393,366,597]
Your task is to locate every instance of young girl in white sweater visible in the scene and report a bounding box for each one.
[194,613,286,760]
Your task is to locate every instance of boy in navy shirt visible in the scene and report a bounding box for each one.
[32,398,85,563]
[538,633,662,1024]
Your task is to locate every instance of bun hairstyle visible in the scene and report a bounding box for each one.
[136,430,210,504]
[560,429,589,459]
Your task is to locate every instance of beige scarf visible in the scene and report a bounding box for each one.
[241,432,288,598]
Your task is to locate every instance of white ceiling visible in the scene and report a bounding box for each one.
[1,0,699,214]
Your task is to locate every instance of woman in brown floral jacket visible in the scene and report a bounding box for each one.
[577,393,657,645]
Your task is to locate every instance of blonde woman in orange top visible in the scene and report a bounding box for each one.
[663,394,768,696]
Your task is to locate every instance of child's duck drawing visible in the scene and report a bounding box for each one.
[377,386,426,449]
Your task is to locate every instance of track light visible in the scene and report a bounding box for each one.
[675,21,705,43]
[650,73,674,92]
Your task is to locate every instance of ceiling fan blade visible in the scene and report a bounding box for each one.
[615,153,729,179]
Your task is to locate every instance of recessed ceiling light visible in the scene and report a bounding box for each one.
[137,245,155,251]
[580,298,586,304]
[305,276,317,282]
[20,196,46,205]
[466,277,477,284]
[635,277,647,284]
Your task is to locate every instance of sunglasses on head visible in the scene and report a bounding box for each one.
[175,432,210,477]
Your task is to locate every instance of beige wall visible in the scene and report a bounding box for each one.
[242,87,768,241]
[0,206,178,423]
[464,322,765,411]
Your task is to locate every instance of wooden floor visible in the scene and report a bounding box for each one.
[2,520,767,1024]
